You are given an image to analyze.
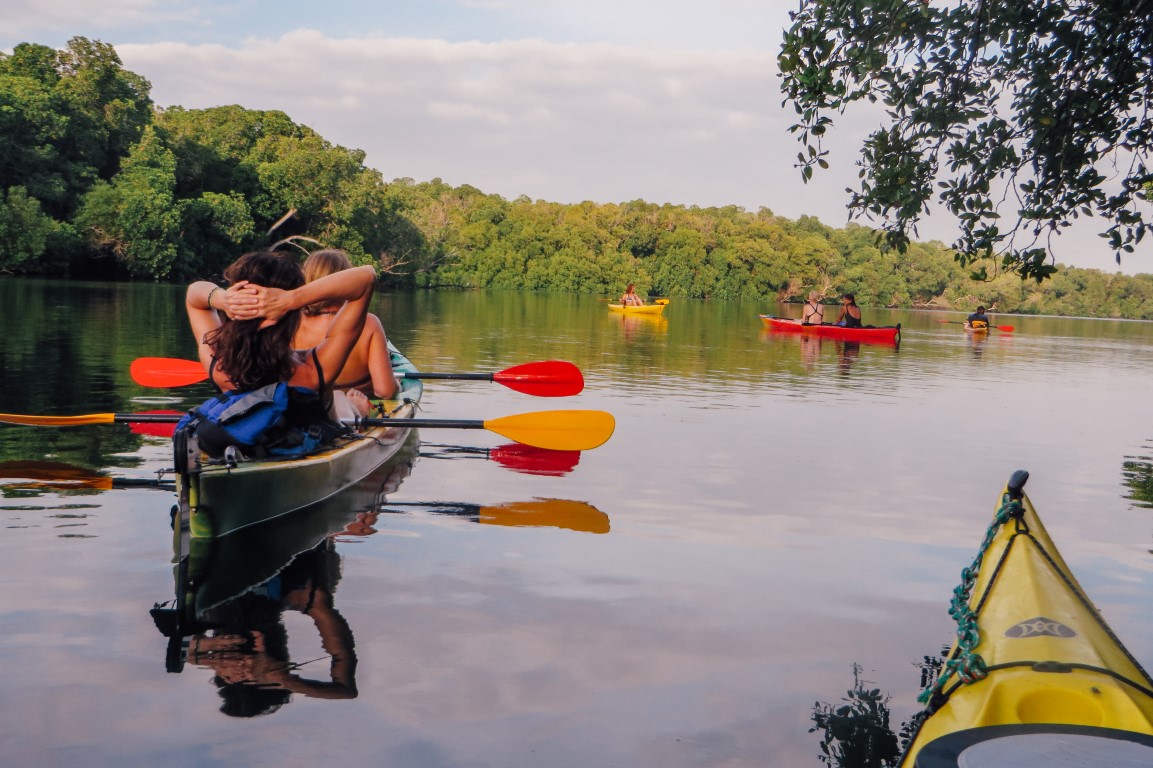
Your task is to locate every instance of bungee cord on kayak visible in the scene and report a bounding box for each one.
[918,493,1023,708]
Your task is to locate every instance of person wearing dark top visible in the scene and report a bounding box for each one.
[836,294,863,328]
[966,306,990,330]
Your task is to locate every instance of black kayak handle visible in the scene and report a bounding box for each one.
[1007,469,1030,500]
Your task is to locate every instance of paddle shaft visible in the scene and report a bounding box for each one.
[403,372,492,382]
[130,357,583,395]
[4,413,511,428]
[0,408,616,451]
[938,320,1014,331]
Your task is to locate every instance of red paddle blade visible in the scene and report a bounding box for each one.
[131,358,207,388]
[996,325,1015,332]
[129,410,182,437]
[488,443,582,476]
[493,360,584,397]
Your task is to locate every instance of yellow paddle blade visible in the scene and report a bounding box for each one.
[0,412,118,427]
[482,410,615,451]
[655,299,670,305]
[479,499,610,533]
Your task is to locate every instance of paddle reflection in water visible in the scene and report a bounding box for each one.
[419,441,582,476]
[381,497,610,534]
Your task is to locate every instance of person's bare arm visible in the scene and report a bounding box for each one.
[185,281,259,371]
[245,266,376,387]
[361,316,399,398]
[247,265,376,327]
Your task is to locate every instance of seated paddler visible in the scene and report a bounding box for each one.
[180,250,378,459]
[292,249,399,417]
[965,305,990,330]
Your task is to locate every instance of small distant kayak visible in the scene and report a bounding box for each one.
[898,470,1153,767]
[758,315,900,344]
[608,300,667,315]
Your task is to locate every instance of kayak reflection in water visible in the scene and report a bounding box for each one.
[187,540,357,717]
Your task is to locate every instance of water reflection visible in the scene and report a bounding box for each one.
[152,435,609,716]
[801,335,823,372]
[186,539,358,715]
[758,330,900,384]
[1122,442,1153,511]
[381,497,610,534]
[811,656,944,768]
[610,311,668,341]
[419,442,583,476]
[0,459,172,536]
[836,341,860,376]
[965,327,989,358]
[152,438,419,708]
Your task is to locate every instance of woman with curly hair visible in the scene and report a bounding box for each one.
[183,250,377,448]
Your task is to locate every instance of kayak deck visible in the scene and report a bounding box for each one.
[177,344,423,539]
[899,470,1153,766]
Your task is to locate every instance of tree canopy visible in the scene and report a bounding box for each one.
[779,0,1153,282]
[3,37,1153,318]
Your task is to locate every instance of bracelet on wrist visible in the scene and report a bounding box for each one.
[207,286,220,311]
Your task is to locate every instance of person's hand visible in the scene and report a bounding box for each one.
[244,284,294,329]
[215,281,260,320]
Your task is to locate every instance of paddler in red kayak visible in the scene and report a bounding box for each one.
[835,293,863,328]
[801,291,824,325]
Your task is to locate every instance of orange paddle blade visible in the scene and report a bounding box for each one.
[131,358,207,387]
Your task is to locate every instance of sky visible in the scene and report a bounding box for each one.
[3,0,1144,274]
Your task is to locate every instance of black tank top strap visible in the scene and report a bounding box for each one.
[207,356,224,393]
[309,348,334,411]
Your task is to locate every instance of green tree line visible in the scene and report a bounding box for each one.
[3,38,1153,318]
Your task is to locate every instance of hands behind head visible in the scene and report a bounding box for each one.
[217,281,291,328]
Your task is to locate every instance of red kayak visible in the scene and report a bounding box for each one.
[759,315,901,344]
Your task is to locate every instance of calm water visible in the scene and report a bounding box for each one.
[2,278,1153,767]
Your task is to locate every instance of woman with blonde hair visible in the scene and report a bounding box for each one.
[293,250,399,409]
[801,291,824,325]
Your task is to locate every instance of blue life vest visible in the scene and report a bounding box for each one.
[176,382,348,459]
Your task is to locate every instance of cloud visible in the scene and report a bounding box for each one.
[13,17,1134,272]
[118,32,809,210]
[3,0,197,40]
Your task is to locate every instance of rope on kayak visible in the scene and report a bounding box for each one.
[917,491,1024,709]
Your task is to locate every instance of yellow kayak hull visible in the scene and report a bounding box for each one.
[901,471,1153,766]
[607,302,666,315]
